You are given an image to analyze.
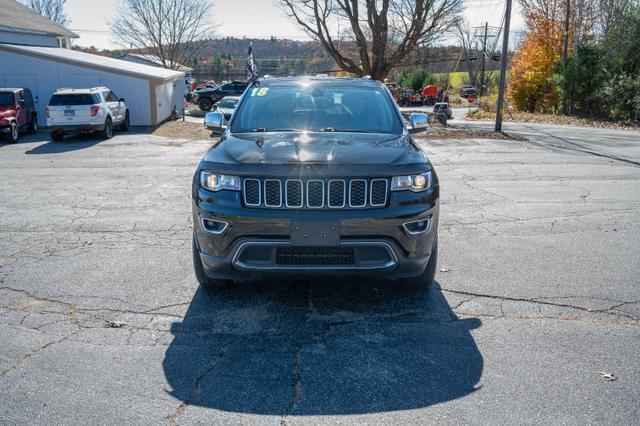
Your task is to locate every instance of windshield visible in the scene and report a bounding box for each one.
[0,93,14,106]
[219,98,238,108]
[230,84,403,134]
[49,94,100,106]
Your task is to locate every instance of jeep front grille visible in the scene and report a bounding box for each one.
[242,178,388,209]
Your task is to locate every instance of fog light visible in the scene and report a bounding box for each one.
[402,217,431,235]
[201,218,228,234]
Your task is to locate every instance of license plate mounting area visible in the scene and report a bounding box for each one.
[290,221,340,246]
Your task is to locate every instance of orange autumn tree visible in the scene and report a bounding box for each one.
[509,0,565,112]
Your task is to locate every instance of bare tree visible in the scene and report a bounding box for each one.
[278,0,463,80]
[455,21,479,86]
[20,0,69,26]
[112,0,215,70]
[598,0,635,36]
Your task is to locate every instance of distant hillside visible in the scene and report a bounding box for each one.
[74,36,471,82]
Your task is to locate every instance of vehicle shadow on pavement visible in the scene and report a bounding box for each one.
[25,133,105,154]
[163,278,483,415]
[23,128,151,154]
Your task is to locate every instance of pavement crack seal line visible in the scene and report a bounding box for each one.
[0,286,185,318]
[166,347,226,426]
[0,329,81,382]
[442,288,639,322]
[280,345,304,426]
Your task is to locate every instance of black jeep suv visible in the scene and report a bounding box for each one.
[194,81,248,111]
[192,77,439,288]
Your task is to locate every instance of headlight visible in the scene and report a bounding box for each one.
[391,172,432,192]
[200,171,241,191]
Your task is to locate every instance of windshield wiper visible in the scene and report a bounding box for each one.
[318,128,377,133]
[251,128,301,132]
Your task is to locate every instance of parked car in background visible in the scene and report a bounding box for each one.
[46,87,129,141]
[194,81,248,111]
[214,96,240,121]
[460,85,476,98]
[0,87,37,143]
[433,102,453,119]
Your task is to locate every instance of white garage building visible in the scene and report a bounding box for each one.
[0,44,185,126]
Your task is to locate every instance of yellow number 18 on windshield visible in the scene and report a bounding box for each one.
[250,87,269,97]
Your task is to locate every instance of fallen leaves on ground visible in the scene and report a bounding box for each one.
[151,120,212,141]
[598,371,618,381]
[467,109,640,131]
[152,120,525,142]
[418,126,527,141]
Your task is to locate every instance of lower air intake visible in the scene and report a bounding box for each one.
[275,246,355,266]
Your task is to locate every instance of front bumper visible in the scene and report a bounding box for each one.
[193,185,439,280]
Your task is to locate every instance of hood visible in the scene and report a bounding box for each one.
[0,106,16,116]
[202,132,425,167]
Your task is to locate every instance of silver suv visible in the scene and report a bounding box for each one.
[46,87,130,141]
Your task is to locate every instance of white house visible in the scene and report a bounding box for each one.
[0,0,185,126]
[0,0,78,48]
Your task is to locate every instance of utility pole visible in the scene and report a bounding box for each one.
[480,22,488,97]
[561,0,571,114]
[495,0,512,132]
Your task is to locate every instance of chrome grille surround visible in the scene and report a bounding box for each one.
[243,178,261,207]
[369,178,389,207]
[264,179,283,207]
[306,179,325,208]
[327,179,347,208]
[284,179,303,208]
[348,179,367,208]
[242,178,389,210]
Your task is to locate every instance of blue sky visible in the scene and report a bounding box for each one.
[66,0,524,49]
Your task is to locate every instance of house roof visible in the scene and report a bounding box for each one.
[119,53,194,73]
[0,44,185,81]
[0,0,78,39]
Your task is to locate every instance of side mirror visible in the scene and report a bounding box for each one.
[409,112,429,133]
[18,99,26,107]
[205,111,225,134]
[119,98,125,103]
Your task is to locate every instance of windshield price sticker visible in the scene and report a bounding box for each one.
[250,87,269,97]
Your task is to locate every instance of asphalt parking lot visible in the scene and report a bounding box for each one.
[1,125,639,425]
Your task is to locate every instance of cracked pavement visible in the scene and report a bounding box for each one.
[1,126,639,424]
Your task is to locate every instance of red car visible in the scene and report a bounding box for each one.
[0,88,38,143]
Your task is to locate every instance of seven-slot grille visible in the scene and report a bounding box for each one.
[243,178,388,209]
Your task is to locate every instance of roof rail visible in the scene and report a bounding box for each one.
[55,87,73,92]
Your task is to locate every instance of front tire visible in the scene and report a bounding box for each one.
[120,112,130,131]
[50,131,64,141]
[7,122,19,143]
[400,234,438,288]
[192,234,233,289]
[28,115,38,134]
[102,118,113,139]
[198,98,212,112]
